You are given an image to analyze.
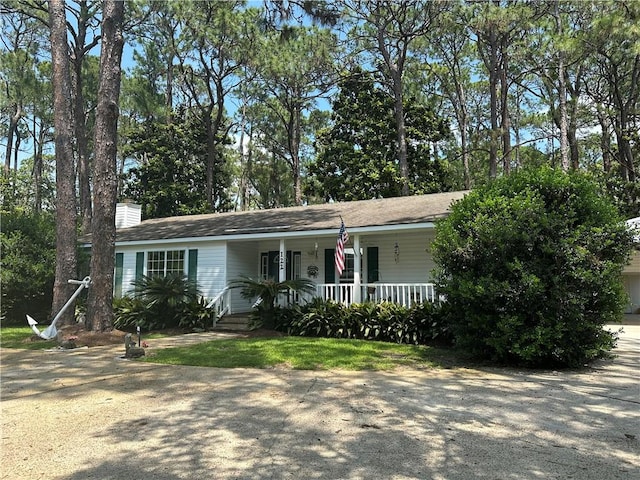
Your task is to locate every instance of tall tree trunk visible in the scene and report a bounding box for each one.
[558,58,570,172]
[166,50,174,122]
[460,114,470,189]
[567,64,584,170]
[75,66,92,233]
[204,111,215,209]
[613,100,635,182]
[211,79,226,209]
[4,105,21,176]
[568,115,579,170]
[555,2,569,171]
[13,129,21,171]
[49,0,78,327]
[596,107,612,173]
[618,129,636,182]
[457,77,471,190]
[32,117,45,213]
[237,102,247,211]
[269,148,279,208]
[392,73,410,196]
[480,25,500,179]
[291,103,303,205]
[86,0,124,332]
[499,39,511,175]
[74,1,93,234]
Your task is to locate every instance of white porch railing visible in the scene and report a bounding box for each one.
[205,287,231,328]
[296,283,437,308]
[222,283,438,313]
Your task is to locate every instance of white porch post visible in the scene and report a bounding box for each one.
[278,239,286,282]
[353,234,361,303]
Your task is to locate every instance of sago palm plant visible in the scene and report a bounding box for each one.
[228,276,317,329]
[130,274,200,328]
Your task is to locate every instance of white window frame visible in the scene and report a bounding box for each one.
[146,249,186,278]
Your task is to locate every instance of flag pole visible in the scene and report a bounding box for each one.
[338,215,349,244]
[338,215,356,252]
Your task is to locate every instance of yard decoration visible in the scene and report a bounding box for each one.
[26,276,91,340]
[124,333,145,358]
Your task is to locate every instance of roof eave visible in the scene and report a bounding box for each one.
[112,221,438,247]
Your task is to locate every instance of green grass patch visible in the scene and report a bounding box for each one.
[0,326,57,350]
[141,336,448,370]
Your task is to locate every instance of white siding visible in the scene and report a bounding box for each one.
[622,252,640,313]
[359,232,436,284]
[196,243,227,299]
[298,239,329,282]
[624,251,640,274]
[119,246,140,295]
[227,242,259,313]
[623,274,640,314]
[115,203,142,228]
[116,242,226,299]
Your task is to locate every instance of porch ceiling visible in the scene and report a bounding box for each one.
[103,191,468,243]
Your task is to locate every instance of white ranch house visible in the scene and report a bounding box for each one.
[105,191,640,318]
[108,192,467,317]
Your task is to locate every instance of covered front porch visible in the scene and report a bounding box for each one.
[210,281,438,328]
[221,227,439,314]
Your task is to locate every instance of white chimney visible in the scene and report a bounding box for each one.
[116,202,142,228]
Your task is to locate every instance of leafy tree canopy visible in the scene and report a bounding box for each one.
[0,208,56,324]
[432,166,634,368]
[306,68,452,201]
[120,111,233,218]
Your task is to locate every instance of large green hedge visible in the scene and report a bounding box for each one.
[432,167,634,367]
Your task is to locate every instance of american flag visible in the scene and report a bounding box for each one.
[335,220,349,276]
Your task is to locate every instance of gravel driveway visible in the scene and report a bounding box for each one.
[1,326,639,480]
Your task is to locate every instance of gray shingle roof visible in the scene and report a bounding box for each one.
[108,191,468,243]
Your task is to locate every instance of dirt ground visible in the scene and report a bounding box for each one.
[46,324,129,347]
[3,325,638,480]
[28,324,282,349]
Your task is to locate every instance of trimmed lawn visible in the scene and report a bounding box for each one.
[1,326,457,371]
[141,336,448,370]
[0,327,57,350]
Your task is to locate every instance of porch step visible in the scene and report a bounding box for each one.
[214,313,251,332]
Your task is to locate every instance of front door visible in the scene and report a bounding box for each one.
[261,251,301,281]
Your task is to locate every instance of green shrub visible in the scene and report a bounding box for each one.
[0,209,56,324]
[114,275,212,331]
[432,167,633,367]
[276,298,449,345]
[113,296,150,330]
[174,297,216,331]
[228,276,317,329]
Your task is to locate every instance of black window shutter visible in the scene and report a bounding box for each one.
[367,247,379,283]
[188,249,198,284]
[325,249,335,283]
[135,252,145,282]
[114,253,124,298]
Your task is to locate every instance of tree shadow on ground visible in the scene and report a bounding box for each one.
[2,328,638,479]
